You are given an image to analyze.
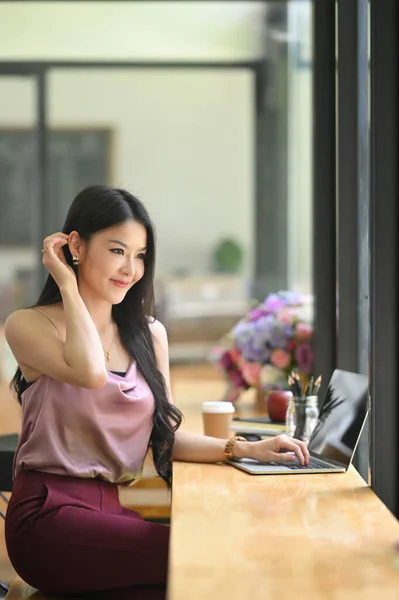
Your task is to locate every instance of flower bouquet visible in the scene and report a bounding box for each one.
[210,290,314,402]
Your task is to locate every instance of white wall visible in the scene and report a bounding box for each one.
[0,0,314,293]
[287,2,313,294]
[0,70,254,278]
[0,1,265,61]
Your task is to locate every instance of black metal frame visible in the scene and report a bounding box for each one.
[312,0,337,397]
[336,0,370,481]
[36,70,49,290]
[0,61,258,71]
[337,0,360,372]
[370,0,399,517]
[255,5,289,297]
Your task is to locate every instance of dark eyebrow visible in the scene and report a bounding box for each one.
[109,240,147,251]
[109,239,128,249]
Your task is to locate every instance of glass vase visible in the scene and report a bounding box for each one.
[285,396,319,443]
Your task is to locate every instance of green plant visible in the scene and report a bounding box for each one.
[213,238,243,273]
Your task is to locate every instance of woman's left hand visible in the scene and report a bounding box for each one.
[237,434,310,466]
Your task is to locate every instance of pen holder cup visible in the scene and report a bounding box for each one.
[286,396,319,443]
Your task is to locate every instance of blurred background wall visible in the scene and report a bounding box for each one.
[0,1,312,367]
[0,70,255,278]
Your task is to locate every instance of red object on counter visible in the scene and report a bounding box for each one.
[266,391,293,423]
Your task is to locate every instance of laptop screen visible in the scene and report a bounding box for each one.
[307,369,369,467]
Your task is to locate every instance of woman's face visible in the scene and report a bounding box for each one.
[77,220,148,304]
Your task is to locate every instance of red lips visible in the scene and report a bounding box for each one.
[111,280,130,288]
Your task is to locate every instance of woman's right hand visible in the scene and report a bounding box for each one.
[42,232,77,290]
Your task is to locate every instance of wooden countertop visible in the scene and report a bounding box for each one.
[169,382,399,600]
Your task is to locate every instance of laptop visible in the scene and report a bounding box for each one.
[230,369,369,475]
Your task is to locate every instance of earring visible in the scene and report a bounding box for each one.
[72,256,80,266]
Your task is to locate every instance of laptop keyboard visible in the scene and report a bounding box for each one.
[285,457,337,470]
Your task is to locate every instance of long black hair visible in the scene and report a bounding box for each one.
[11,185,182,488]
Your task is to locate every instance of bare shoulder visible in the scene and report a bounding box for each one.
[5,308,42,336]
[5,305,63,342]
[148,318,168,346]
[148,318,170,376]
[148,319,169,358]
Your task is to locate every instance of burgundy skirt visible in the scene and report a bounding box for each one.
[5,470,169,599]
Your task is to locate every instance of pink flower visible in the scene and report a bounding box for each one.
[270,349,291,369]
[229,369,247,389]
[295,343,314,374]
[229,349,240,363]
[295,322,313,340]
[219,352,234,370]
[240,361,261,386]
[279,308,296,325]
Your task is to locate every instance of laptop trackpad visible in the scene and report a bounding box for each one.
[233,459,292,472]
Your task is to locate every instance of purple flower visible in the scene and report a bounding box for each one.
[215,291,314,387]
[248,307,266,321]
[278,290,303,305]
[295,343,314,374]
[284,324,294,339]
[243,336,271,363]
[263,294,285,313]
[232,320,253,342]
[269,323,290,348]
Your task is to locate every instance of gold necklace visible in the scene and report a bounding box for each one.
[105,325,116,363]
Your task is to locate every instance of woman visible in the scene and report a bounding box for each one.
[4,186,309,599]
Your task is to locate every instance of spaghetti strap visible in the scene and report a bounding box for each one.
[30,307,60,337]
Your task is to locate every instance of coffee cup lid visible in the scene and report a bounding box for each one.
[202,401,235,414]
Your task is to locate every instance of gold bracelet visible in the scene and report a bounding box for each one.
[224,436,247,461]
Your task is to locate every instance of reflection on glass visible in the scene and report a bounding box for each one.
[309,370,369,467]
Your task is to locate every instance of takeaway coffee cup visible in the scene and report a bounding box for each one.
[202,401,235,439]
